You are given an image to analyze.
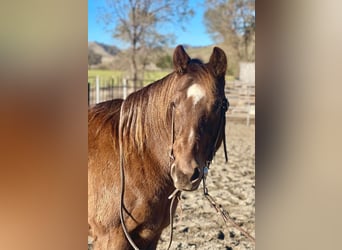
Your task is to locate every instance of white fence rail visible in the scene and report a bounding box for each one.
[225,81,255,126]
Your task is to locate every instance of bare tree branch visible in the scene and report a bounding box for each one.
[98,0,193,87]
[204,0,255,76]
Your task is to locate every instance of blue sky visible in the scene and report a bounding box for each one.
[88,0,214,48]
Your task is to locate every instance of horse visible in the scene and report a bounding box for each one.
[88,45,228,249]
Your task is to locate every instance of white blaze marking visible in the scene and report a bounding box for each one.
[187,84,205,105]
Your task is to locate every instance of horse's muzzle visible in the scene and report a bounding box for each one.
[170,164,203,191]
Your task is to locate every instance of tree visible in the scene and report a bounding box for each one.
[99,0,193,88]
[204,0,255,76]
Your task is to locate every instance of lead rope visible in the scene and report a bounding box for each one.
[202,99,255,245]
[202,175,256,244]
[119,101,180,250]
[167,190,180,250]
[167,102,181,250]
[119,102,140,250]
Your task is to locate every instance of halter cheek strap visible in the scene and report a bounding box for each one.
[207,97,229,166]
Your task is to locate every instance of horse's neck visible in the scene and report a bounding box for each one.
[144,95,173,169]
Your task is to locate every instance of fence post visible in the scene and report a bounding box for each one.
[123,78,127,99]
[247,85,250,126]
[96,75,100,104]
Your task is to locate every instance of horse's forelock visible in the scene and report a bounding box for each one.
[185,62,217,96]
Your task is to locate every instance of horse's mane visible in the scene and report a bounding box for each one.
[88,99,123,139]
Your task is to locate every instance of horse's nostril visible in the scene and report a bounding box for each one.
[190,167,200,182]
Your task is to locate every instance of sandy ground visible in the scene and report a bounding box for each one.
[157,121,255,250]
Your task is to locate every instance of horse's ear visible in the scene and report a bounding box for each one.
[209,47,227,78]
[173,45,191,74]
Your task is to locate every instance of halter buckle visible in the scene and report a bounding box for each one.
[169,150,175,161]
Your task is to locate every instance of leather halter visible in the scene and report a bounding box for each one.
[119,96,229,250]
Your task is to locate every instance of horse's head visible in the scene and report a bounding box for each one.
[169,45,229,191]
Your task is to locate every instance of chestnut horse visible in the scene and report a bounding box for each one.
[88,45,228,249]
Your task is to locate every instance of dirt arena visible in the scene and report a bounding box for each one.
[157,121,255,250]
